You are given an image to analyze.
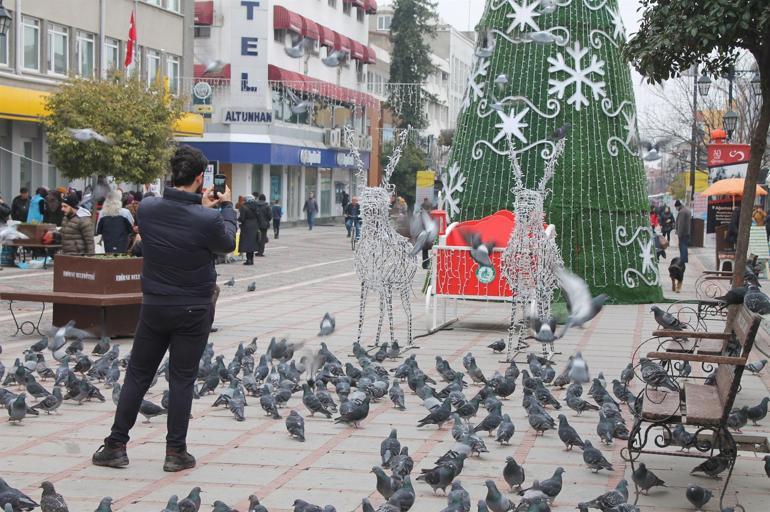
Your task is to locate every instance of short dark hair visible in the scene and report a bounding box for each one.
[170,145,208,187]
[36,187,47,196]
[20,187,28,194]
[259,193,266,201]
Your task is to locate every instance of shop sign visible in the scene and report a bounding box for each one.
[223,110,273,124]
[707,143,751,181]
[336,152,356,167]
[300,149,322,166]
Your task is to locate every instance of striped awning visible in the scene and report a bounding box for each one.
[273,5,302,33]
[194,1,213,25]
[350,41,366,61]
[365,46,376,64]
[268,65,379,108]
[302,18,320,40]
[194,63,231,79]
[365,0,378,14]
[334,33,352,53]
[318,25,335,48]
[343,0,366,7]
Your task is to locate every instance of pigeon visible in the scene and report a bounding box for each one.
[582,440,614,472]
[391,446,414,478]
[211,501,238,512]
[0,477,39,511]
[40,481,68,512]
[597,412,615,444]
[557,414,584,450]
[322,49,349,67]
[389,381,405,410]
[691,454,730,478]
[7,393,27,423]
[521,467,565,500]
[650,306,685,330]
[488,339,506,353]
[568,352,591,384]
[672,424,698,451]
[139,399,167,422]
[503,456,525,492]
[496,414,515,444]
[473,403,503,437]
[686,484,712,510]
[639,358,678,392]
[557,269,608,332]
[284,410,306,441]
[286,88,314,115]
[302,383,332,417]
[727,406,749,432]
[417,397,451,428]
[178,487,202,512]
[246,282,256,292]
[409,209,438,258]
[94,497,113,512]
[361,499,398,512]
[67,128,113,144]
[746,359,767,375]
[746,397,769,425]
[381,429,401,468]
[248,495,268,512]
[318,313,336,336]
[387,475,415,512]
[373,466,401,499]
[334,397,370,427]
[548,123,572,141]
[526,31,565,44]
[285,35,308,58]
[632,462,666,495]
[461,230,495,268]
[161,495,179,512]
[484,480,513,512]
[528,411,554,435]
[744,285,770,314]
[224,277,235,287]
[764,455,770,478]
[32,386,63,415]
[578,479,628,510]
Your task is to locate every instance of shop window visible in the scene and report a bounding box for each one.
[251,165,264,196]
[47,24,69,76]
[22,17,40,71]
[305,168,317,199]
[320,169,332,216]
[194,26,211,38]
[270,166,283,203]
[77,31,95,77]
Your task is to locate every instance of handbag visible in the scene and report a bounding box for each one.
[657,234,669,250]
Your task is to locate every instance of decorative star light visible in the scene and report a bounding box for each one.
[506,0,542,33]
[622,110,638,146]
[638,237,655,275]
[441,162,466,220]
[607,6,625,41]
[547,41,607,111]
[493,107,530,144]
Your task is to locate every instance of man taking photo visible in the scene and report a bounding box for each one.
[93,145,236,472]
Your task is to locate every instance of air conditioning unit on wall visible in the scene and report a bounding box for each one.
[330,128,341,147]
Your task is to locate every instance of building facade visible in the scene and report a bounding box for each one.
[0,0,198,200]
[187,0,381,222]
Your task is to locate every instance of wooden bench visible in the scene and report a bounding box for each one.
[628,304,761,508]
[8,241,62,269]
[0,290,142,337]
[748,226,770,277]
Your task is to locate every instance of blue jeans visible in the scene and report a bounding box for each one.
[345,218,361,239]
[307,213,315,230]
[679,235,689,264]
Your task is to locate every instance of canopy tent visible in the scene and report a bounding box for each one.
[700,178,767,197]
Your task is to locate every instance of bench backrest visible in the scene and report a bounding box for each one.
[718,305,761,421]
[731,304,761,356]
[749,226,770,258]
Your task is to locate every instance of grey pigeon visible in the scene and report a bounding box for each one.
[691,454,730,478]
[391,446,414,478]
[322,49,348,67]
[672,424,698,451]
[381,429,401,468]
[521,467,564,500]
[597,412,615,445]
[284,35,308,58]
[334,397,369,427]
[557,414,584,450]
[473,403,503,437]
[286,410,306,441]
[579,479,628,510]
[361,498,398,512]
[246,281,256,292]
[248,495,268,512]
[140,399,167,422]
[285,88,314,115]
[446,481,470,512]
[32,387,63,415]
[318,313,335,336]
[503,457,525,491]
[212,501,237,512]
[94,497,113,512]
[0,477,39,510]
[549,123,572,141]
[224,277,235,287]
[417,398,451,428]
[7,393,27,423]
[744,285,770,314]
[566,393,599,415]
[372,466,400,499]
[639,358,677,391]
[68,128,112,144]
[582,440,614,472]
[409,209,438,258]
[302,383,332,417]
[40,481,69,512]
[161,495,179,512]
[417,462,457,495]
[746,359,767,375]
[764,455,770,478]
[686,484,712,510]
[727,406,749,433]
[389,381,405,410]
[387,475,415,512]
[496,414,515,444]
[558,269,608,332]
[484,480,513,512]
[568,352,591,384]
[650,306,685,330]
[488,339,506,353]
[259,386,281,419]
[461,230,495,268]
[528,411,553,435]
[746,397,769,424]
[632,462,666,495]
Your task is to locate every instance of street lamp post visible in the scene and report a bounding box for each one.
[689,71,711,202]
[0,1,12,37]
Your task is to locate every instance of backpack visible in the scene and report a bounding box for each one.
[257,203,272,230]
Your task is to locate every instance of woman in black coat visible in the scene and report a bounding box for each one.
[238,196,260,265]
[96,191,134,253]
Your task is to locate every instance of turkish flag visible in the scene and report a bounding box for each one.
[125,11,136,67]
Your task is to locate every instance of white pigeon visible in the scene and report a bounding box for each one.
[526,31,564,45]
[284,36,310,58]
[67,128,113,145]
[556,268,609,336]
[0,225,28,243]
[318,313,335,336]
[285,88,314,115]
[409,210,438,258]
[568,351,590,384]
[322,49,348,67]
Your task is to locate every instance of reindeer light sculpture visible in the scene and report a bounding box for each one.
[501,136,566,362]
[345,127,420,347]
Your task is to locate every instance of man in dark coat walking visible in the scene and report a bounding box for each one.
[238,196,259,265]
[93,145,236,473]
[11,187,30,221]
[254,194,272,256]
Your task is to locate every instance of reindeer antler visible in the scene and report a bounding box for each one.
[344,126,368,182]
[382,126,412,186]
[537,137,566,194]
[505,134,525,191]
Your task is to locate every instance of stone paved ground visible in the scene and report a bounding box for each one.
[0,226,768,511]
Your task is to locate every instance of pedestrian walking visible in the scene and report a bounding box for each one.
[238,195,259,265]
[271,200,283,239]
[93,145,236,473]
[674,199,691,264]
[254,194,272,256]
[60,193,95,255]
[344,196,362,239]
[303,192,319,230]
[341,190,350,213]
[96,190,135,253]
[649,207,659,233]
[11,187,30,221]
[660,206,675,242]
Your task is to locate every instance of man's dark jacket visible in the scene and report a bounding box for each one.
[137,187,236,305]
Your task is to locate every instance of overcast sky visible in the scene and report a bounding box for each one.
[435,0,659,128]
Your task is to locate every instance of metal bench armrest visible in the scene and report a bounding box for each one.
[646,351,747,365]
[652,330,731,340]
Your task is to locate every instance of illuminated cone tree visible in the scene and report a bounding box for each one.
[444,0,662,303]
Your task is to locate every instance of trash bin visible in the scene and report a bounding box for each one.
[691,218,705,248]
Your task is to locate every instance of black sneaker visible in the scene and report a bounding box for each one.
[92,441,129,468]
[164,448,196,472]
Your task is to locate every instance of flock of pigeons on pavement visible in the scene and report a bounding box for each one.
[1,269,770,511]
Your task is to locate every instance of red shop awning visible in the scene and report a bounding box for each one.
[344,0,366,7]
[194,63,230,79]
[334,33,352,53]
[194,1,213,25]
[268,64,379,108]
[365,0,378,14]
[350,41,366,61]
[274,5,303,33]
[302,17,320,40]
[365,46,376,64]
[318,25,335,48]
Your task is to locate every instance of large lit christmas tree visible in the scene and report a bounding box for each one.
[444,0,662,303]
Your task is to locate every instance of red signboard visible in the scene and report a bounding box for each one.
[707,143,751,167]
